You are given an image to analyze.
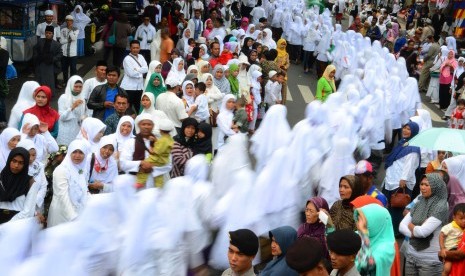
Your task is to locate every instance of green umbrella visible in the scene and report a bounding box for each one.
[408,128,465,153]
[306,0,325,14]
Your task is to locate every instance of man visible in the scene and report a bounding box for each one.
[222,229,259,276]
[155,77,188,132]
[143,0,159,26]
[120,40,148,113]
[431,8,444,40]
[60,15,79,85]
[327,230,362,276]
[36,10,61,41]
[135,16,156,65]
[366,17,381,42]
[87,66,127,121]
[104,93,135,135]
[421,19,435,42]
[83,60,108,117]
[209,41,221,68]
[354,160,388,207]
[188,9,204,40]
[286,237,329,276]
[33,25,63,95]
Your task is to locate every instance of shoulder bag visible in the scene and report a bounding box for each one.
[390,188,411,208]
[108,23,117,45]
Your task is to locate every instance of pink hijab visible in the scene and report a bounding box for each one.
[440,50,458,79]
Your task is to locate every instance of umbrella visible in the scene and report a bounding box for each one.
[408,127,465,153]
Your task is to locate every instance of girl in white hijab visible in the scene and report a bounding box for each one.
[71,5,91,57]
[139,92,171,136]
[144,60,164,89]
[8,81,40,129]
[200,73,223,115]
[20,113,59,163]
[197,60,211,81]
[57,76,87,145]
[216,95,238,150]
[182,80,196,113]
[0,127,21,171]
[76,117,107,153]
[199,44,210,60]
[106,115,135,164]
[166,57,186,81]
[88,136,118,193]
[47,139,90,227]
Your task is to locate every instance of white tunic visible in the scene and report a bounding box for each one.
[82,77,107,117]
[155,91,188,128]
[121,54,149,91]
[384,153,420,191]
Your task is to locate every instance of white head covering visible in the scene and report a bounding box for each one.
[140,92,156,115]
[443,155,465,189]
[250,70,262,90]
[199,44,210,59]
[182,80,195,107]
[70,5,91,39]
[197,60,210,80]
[113,115,135,152]
[20,113,40,132]
[168,57,186,80]
[261,28,276,49]
[446,36,457,53]
[77,117,107,152]
[63,75,86,118]
[134,113,154,134]
[8,81,40,128]
[0,127,21,171]
[144,60,164,88]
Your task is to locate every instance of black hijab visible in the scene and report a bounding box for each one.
[193,122,212,155]
[0,147,31,202]
[174,118,198,148]
[241,37,254,56]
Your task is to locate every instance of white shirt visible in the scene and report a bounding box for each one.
[193,94,209,122]
[207,28,227,42]
[60,27,79,57]
[264,80,282,105]
[0,182,40,221]
[250,7,266,25]
[36,22,61,41]
[21,132,59,164]
[384,153,419,191]
[155,91,189,128]
[83,77,107,117]
[121,53,149,91]
[135,23,156,50]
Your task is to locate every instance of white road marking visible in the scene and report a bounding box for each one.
[298,84,314,103]
[286,85,293,102]
[421,103,442,122]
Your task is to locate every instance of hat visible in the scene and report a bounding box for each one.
[285,237,324,273]
[45,25,55,33]
[268,70,277,78]
[165,77,181,87]
[238,55,250,65]
[327,229,361,255]
[158,119,174,132]
[65,15,74,21]
[44,10,54,16]
[228,229,259,256]
[196,37,207,44]
[355,160,373,175]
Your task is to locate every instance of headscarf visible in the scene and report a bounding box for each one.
[8,81,40,129]
[204,19,213,37]
[393,37,407,53]
[260,226,298,276]
[446,36,457,53]
[113,115,135,152]
[0,147,31,202]
[341,175,364,206]
[440,50,458,78]
[62,75,85,117]
[16,139,41,177]
[410,173,448,251]
[182,80,195,108]
[193,122,212,156]
[168,57,186,80]
[197,60,210,80]
[59,139,90,212]
[144,72,166,99]
[385,121,421,169]
[199,44,210,60]
[322,64,337,92]
[355,204,395,276]
[261,28,276,49]
[212,64,231,94]
[93,135,117,179]
[77,117,107,153]
[140,92,157,115]
[145,60,164,88]
[276,38,288,58]
[0,128,21,171]
[443,155,465,189]
[447,176,465,220]
[71,5,91,40]
[227,63,240,97]
[241,37,254,56]
[23,86,60,133]
[174,118,198,148]
[391,22,399,39]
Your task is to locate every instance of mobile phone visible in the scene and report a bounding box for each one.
[318,211,328,225]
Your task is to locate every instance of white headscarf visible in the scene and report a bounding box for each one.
[446,36,457,53]
[0,127,21,171]
[443,155,465,190]
[261,28,276,49]
[167,57,186,81]
[197,60,210,80]
[8,81,40,128]
[112,115,135,152]
[71,5,91,39]
[145,60,163,89]
[77,117,107,152]
[92,135,118,186]
[182,80,195,108]
[63,75,86,118]
[140,92,170,136]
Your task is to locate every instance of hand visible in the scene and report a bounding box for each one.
[399,180,407,189]
[36,212,46,224]
[320,209,334,226]
[21,122,31,134]
[356,210,368,233]
[88,182,104,190]
[408,222,416,233]
[104,101,114,108]
[39,122,48,133]
[148,136,157,142]
[72,99,84,110]
[139,161,153,172]
[441,249,447,259]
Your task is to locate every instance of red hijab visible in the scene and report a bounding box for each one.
[23,86,59,132]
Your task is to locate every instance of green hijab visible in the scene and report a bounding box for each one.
[227,63,239,98]
[355,203,395,276]
[145,73,167,99]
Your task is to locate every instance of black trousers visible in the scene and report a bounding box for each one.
[126,90,143,113]
[113,46,127,67]
[61,56,77,84]
[439,83,451,109]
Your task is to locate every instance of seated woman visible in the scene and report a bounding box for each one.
[329,175,364,231]
[76,117,107,152]
[0,128,21,171]
[88,136,118,194]
[171,118,198,178]
[105,116,134,169]
[0,148,39,224]
[47,140,90,227]
[260,226,299,276]
[139,92,171,136]
[20,113,58,164]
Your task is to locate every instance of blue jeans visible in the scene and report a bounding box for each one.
[61,56,77,83]
[405,255,442,276]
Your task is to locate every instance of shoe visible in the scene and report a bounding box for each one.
[441,108,447,112]
[429,100,439,104]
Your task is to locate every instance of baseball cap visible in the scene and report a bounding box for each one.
[355,160,373,175]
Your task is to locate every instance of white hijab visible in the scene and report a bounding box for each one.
[112,115,135,152]
[444,155,465,190]
[182,80,195,107]
[0,127,21,171]
[8,81,40,129]
[167,57,186,81]
[77,117,107,153]
[92,135,118,185]
[140,92,170,136]
[71,5,91,39]
[261,28,276,49]
[144,60,164,89]
[62,75,86,118]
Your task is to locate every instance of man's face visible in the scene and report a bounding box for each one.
[45,15,53,23]
[45,31,54,40]
[138,120,154,137]
[211,43,220,57]
[66,19,74,28]
[130,43,140,55]
[195,10,201,18]
[107,71,119,85]
[96,66,107,80]
[227,244,254,274]
[143,17,150,25]
[329,251,355,271]
[114,96,128,114]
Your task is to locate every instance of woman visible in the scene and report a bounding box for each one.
[426,46,448,104]
[176,28,191,58]
[20,113,59,164]
[354,203,396,276]
[139,92,170,136]
[47,140,90,227]
[261,28,276,50]
[248,49,259,65]
[227,63,240,98]
[275,38,289,104]
[329,175,363,231]
[216,95,237,150]
[193,122,213,162]
[439,50,458,110]
[106,115,135,162]
[8,81,40,129]
[260,226,299,276]
[181,81,196,114]
[316,64,336,102]
[197,60,211,80]
[203,19,214,38]
[167,57,186,81]
[171,118,198,178]
[57,76,86,145]
[160,27,175,64]
[260,49,280,87]
[443,154,465,190]
[0,128,21,171]
[111,12,132,67]
[212,64,231,95]
[199,44,209,60]
[144,60,164,89]
[241,37,254,57]
[297,197,330,259]
[100,15,115,62]
[144,72,167,102]
[200,73,223,125]
[426,150,447,173]
[88,136,118,194]
[71,5,91,57]
[399,173,448,275]
[76,117,107,152]
[22,86,60,138]
[0,148,39,224]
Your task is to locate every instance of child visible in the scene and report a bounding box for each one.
[194,122,213,163]
[450,99,465,129]
[232,97,249,133]
[249,70,262,132]
[440,203,465,276]
[188,82,210,123]
[264,70,282,109]
[135,119,175,188]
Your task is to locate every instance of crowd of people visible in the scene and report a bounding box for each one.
[0,0,465,275]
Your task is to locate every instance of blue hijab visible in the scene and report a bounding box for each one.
[394,37,407,53]
[385,121,421,169]
[261,226,299,276]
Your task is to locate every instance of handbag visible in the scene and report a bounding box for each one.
[6,64,17,80]
[390,188,411,208]
[430,70,440,78]
[108,23,116,45]
[209,108,218,127]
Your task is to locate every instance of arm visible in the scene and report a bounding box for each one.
[217,115,237,136]
[68,29,79,41]
[102,160,118,193]
[58,96,77,121]
[43,130,59,154]
[119,139,142,173]
[87,86,105,111]
[399,212,413,238]
[11,181,40,221]
[412,216,442,238]
[172,143,193,169]
[400,153,419,182]
[34,168,48,209]
[123,57,144,78]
